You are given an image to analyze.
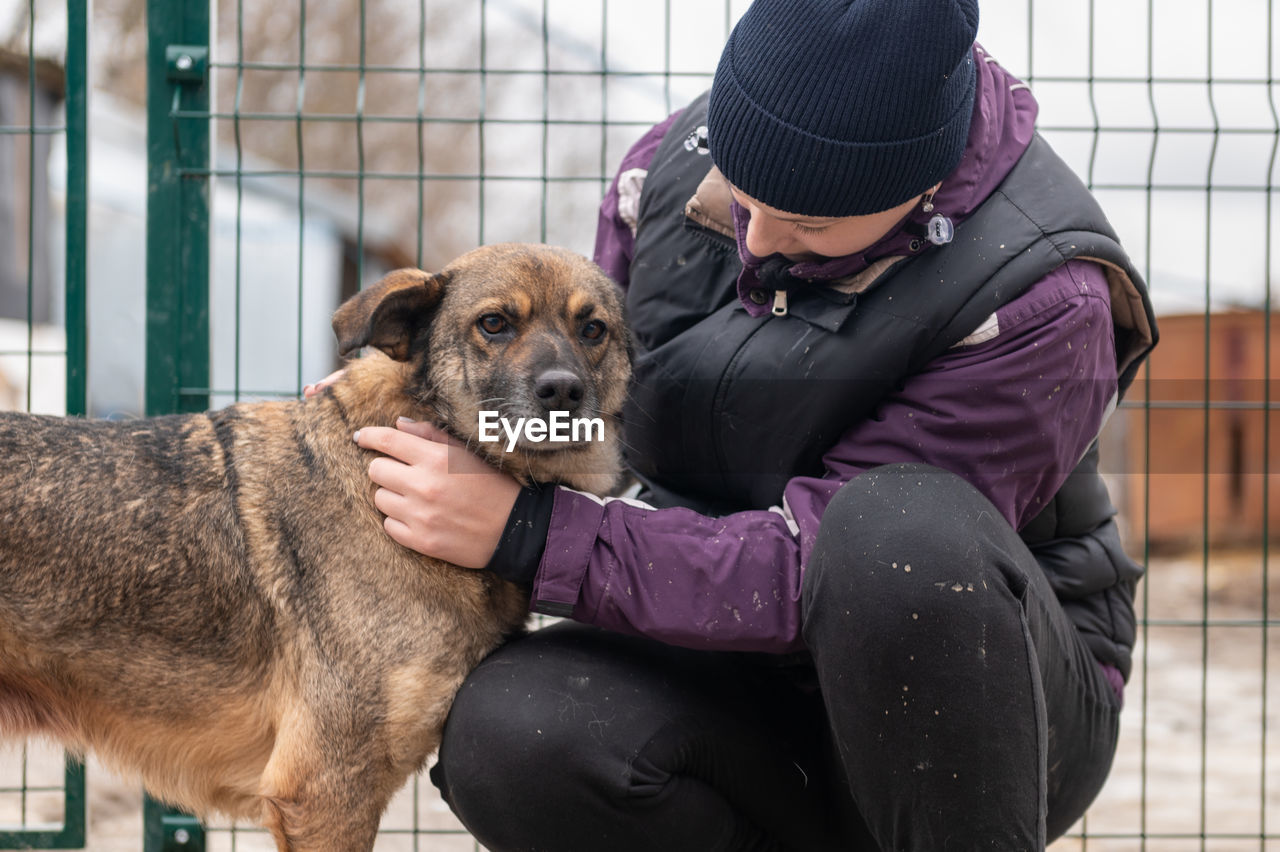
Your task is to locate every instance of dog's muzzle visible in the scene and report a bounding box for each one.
[533,369,585,415]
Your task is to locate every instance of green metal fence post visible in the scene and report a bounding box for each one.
[64,0,87,420]
[58,0,89,843]
[57,0,90,836]
[145,0,210,417]
[143,0,210,845]
[142,798,205,852]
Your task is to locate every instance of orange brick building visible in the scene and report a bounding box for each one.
[1100,310,1280,550]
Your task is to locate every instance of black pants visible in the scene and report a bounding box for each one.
[430,465,1123,851]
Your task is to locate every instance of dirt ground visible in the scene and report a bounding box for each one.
[1048,549,1280,852]
[0,550,1276,851]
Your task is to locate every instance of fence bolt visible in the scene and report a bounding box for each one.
[144,799,207,852]
[165,45,208,83]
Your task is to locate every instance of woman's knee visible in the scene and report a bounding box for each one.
[430,635,572,825]
[433,623,807,851]
[813,464,991,550]
[431,624,742,848]
[801,464,1026,645]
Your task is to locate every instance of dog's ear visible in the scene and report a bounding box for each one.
[332,268,447,360]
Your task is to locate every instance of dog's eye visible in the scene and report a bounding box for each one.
[581,320,607,341]
[478,314,508,336]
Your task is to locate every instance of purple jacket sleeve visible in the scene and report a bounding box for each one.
[533,491,805,652]
[783,259,1119,566]
[530,259,1119,654]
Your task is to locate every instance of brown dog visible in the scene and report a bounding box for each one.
[0,243,630,850]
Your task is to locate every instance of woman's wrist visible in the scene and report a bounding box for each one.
[485,483,556,589]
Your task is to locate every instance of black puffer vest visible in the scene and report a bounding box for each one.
[623,94,1158,679]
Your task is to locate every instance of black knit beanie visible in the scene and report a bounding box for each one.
[707,0,980,217]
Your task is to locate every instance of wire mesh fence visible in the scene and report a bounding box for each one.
[0,0,85,418]
[0,0,1277,848]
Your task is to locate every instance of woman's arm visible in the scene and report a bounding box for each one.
[527,260,1119,653]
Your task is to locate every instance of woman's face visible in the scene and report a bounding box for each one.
[729,184,927,263]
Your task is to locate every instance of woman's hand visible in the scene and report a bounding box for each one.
[353,418,521,568]
[302,369,345,399]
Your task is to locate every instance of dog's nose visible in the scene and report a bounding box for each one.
[534,369,585,413]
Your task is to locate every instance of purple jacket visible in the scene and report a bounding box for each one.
[531,48,1119,659]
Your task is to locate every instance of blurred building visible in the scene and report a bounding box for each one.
[1103,309,1280,551]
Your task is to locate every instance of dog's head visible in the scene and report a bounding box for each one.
[332,243,631,487]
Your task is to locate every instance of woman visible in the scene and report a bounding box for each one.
[347,0,1158,848]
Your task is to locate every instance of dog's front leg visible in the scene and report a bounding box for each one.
[256,707,393,852]
[260,787,384,852]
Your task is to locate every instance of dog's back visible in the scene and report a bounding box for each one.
[0,409,273,695]
[0,408,281,809]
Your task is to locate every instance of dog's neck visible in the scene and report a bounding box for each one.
[326,355,433,422]
[326,352,622,496]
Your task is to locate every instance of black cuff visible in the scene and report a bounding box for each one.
[485,484,555,589]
